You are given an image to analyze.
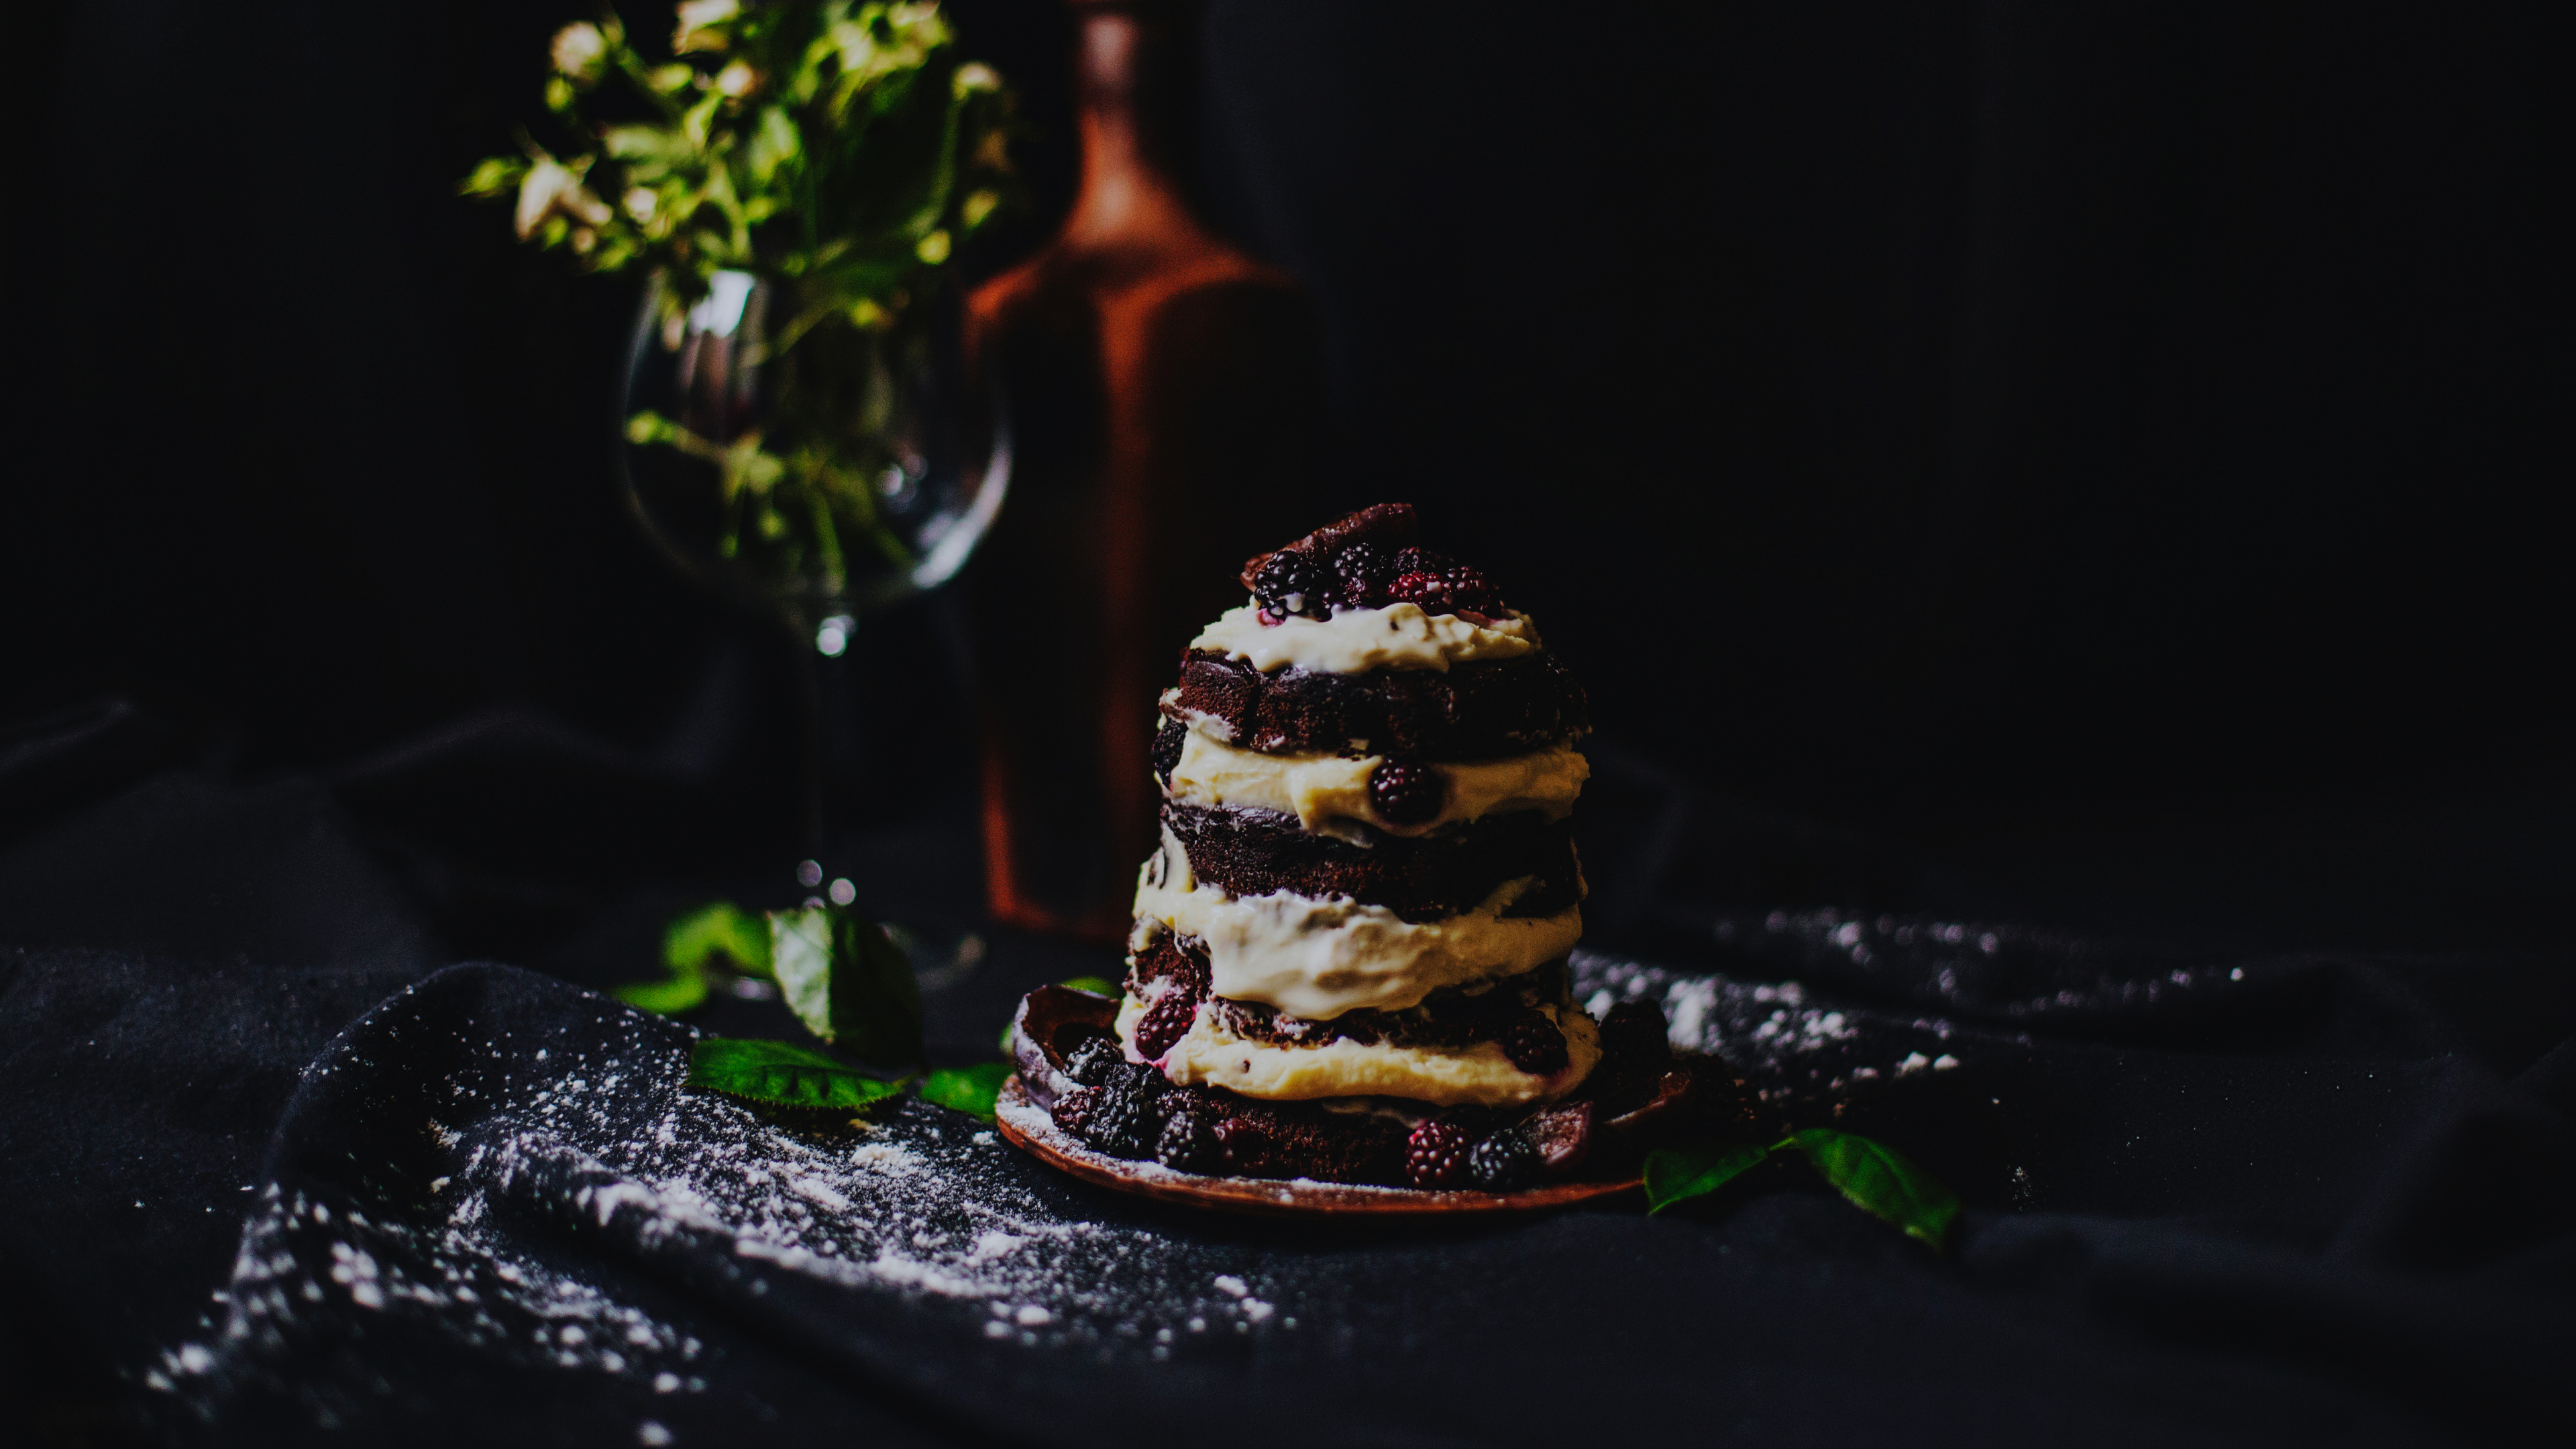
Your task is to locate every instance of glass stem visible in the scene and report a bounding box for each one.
[799,614,862,873]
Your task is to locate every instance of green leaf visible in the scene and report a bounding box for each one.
[664,900,772,978]
[918,1063,1010,1120]
[1643,1142,1772,1214]
[769,904,922,1070]
[686,1037,908,1111]
[1780,1128,1962,1250]
[613,969,709,1016]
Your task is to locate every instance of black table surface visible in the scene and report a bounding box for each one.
[3,699,2570,1448]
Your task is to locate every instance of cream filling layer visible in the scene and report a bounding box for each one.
[1191,600,1540,675]
[1167,730,1587,842]
[1119,994,1601,1108]
[1131,828,1582,1018]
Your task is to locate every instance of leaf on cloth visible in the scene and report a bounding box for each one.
[1644,1143,1772,1214]
[614,971,710,1016]
[664,900,773,979]
[918,1063,1010,1120]
[1778,1128,1961,1250]
[685,1037,908,1112]
[770,904,924,1070]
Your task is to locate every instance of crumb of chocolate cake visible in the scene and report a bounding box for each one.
[1522,1101,1596,1176]
[1367,758,1446,825]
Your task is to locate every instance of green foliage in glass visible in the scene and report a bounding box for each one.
[462,2,1017,595]
[462,1,1014,329]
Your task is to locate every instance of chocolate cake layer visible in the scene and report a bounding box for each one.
[1162,649,1587,759]
[1128,933,1572,1052]
[1163,801,1582,923]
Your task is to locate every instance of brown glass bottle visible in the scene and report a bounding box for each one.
[965,0,1324,938]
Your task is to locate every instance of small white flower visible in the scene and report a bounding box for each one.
[515,158,612,239]
[714,60,758,97]
[624,187,658,223]
[549,22,606,80]
[674,0,738,52]
[953,62,1001,96]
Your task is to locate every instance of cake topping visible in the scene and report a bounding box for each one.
[1238,504,1513,627]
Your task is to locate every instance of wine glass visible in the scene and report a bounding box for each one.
[617,269,1010,958]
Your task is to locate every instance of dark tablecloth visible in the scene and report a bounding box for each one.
[3,700,2570,1448]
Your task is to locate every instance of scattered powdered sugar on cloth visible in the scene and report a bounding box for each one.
[151,967,1309,1436]
[1572,908,2265,1103]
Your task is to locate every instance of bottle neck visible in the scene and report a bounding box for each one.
[1063,4,1201,248]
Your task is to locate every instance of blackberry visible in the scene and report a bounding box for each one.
[1597,1001,1674,1070]
[1251,551,1328,619]
[1059,1033,1130,1086]
[1466,1130,1543,1191]
[1403,1118,1476,1189]
[1369,759,1446,825]
[1392,546,1452,576]
[1132,985,1203,1060]
[1328,542,1394,609]
[1387,564,1504,618]
[1155,1104,1223,1173]
[1501,1012,1570,1076]
[1150,719,1187,784]
[1051,1084,1157,1159]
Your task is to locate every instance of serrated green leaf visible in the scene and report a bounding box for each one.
[664,900,772,978]
[1644,1142,1772,1214]
[685,1036,907,1111]
[769,904,922,1069]
[613,969,709,1016]
[918,1063,1010,1120]
[1781,1128,1961,1250]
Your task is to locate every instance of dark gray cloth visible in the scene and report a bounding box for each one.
[3,706,2571,1447]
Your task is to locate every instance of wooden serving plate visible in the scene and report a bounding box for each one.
[994,1074,1640,1218]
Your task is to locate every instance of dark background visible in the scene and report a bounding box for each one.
[5,1,2564,957]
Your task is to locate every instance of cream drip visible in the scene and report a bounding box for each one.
[1130,828,1582,1018]
[1190,600,1539,675]
[1120,994,1601,1108]
[1167,731,1587,841]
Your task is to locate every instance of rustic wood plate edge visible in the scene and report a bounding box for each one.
[993,1075,1640,1218]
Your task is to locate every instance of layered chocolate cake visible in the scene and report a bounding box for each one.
[1011,505,1721,1191]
